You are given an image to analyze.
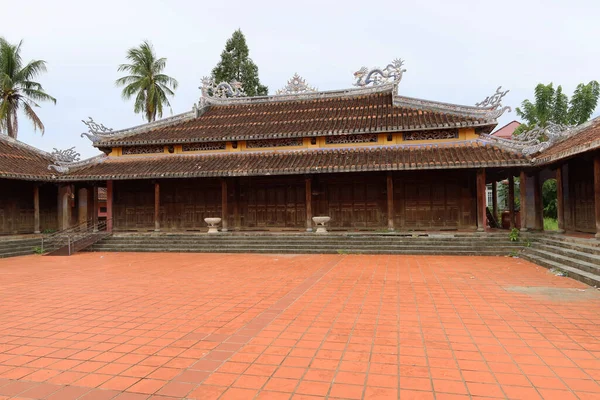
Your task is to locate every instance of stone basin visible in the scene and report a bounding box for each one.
[312,216,330,233]
[204,217,221,234]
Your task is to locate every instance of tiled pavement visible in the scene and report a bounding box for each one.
[0,253,599,400]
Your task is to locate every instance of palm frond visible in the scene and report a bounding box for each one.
[21,100,44,134]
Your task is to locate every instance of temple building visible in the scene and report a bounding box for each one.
[0,59,599,237]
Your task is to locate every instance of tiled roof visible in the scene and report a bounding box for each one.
[536,117,600,163]
[0,135,55,180]
[63,141,529,181]
[95,91,497,147]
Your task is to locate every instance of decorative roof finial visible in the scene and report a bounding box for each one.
[80,117,113,143]
[353,58,406,89]
[276,73,317,95]
[51,147,80,163]
[200,76,246,99]
[476,86,512,119]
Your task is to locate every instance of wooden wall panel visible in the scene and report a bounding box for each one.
[567,157,595,233]
[314,174,386,229]
[393,171,476,230]
[238,177,305,229]
[0,180,57,234]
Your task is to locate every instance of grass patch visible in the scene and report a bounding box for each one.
[544,218,558,231]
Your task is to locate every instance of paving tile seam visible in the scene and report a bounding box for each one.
[173,256,343,392]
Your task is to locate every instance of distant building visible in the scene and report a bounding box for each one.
[491,120,521,139]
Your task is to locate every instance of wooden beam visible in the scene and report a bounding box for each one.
[106,180,113,232]
[387,172,394,231]
[154,181,160,232]
[508,175,515,229]
[33,185,40,234]
[534,172,543,230]
[556,166,565,233]
[476,168,486,232]
[92,185,99,232]
[595,154,600,239]
[221,179,228,232]
[519,171,528,232]
[305,176,313,232]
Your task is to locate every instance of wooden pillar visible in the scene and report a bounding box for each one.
[233,179,240,231]
[106,180,113,232]
[33,184,40,234]
[556,166,565,233]
[508,175,516,229]
[386,173,394,231]
[519,171,528,232]
[154,181,160,232]
[92,185,99,232]
[595,155,600,239]
[305,176,313,232]
[476,168,486,232]
[534,172,543,231]
[491,181,498,221]
[221,179,228,232]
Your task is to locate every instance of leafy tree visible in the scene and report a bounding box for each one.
[211,30,268,97]
[116,41,178,122]
[542,179,557,219]
[0,38,56,139]
[514,81,599,134]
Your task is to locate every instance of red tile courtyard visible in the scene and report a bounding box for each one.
[0,253,599,400]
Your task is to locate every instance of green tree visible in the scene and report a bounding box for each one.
[116,41,178,122]
[211,30,268,97]
[0,38,56,139]
[514,81,599,135]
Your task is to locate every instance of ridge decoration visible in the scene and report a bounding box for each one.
[475,86,511,119]
[276,74,317,95]
[353,59,406,90]
[80,117,114,143]
[483,122,575,156]
[200,76,246,99]
[48,147,81,173]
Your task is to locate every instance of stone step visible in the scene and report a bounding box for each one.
[537,237,600,256]
[100,237,523,245]
[536,243,600,266]
[86,247,510,256]
[89,244,520,254]
[90,239,519,248]
[0,241,40,250]
[520,253,600,288]
[523,248,600,275]
[0,249,36,258]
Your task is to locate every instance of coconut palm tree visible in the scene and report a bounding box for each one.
[0,38,56,139]
[116,41,178,122]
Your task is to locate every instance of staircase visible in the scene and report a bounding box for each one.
[0,236,40,258]
[43,219,111,256]
[520,234,600,287]
[87,232,524,256]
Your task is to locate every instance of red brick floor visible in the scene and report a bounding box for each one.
[0,253,599,400]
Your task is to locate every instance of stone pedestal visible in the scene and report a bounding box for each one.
[205,217,221,234]
[312,216,330,234]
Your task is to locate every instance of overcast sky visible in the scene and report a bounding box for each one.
[3,0,599,158]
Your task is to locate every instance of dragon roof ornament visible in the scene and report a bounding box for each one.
[80,117,114,143]
[353,59,406,92]
[200,76,246,99]
[276,74,317,95]
[475,86,511,119]
[48,147,81,173]
[483,122,575,156]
